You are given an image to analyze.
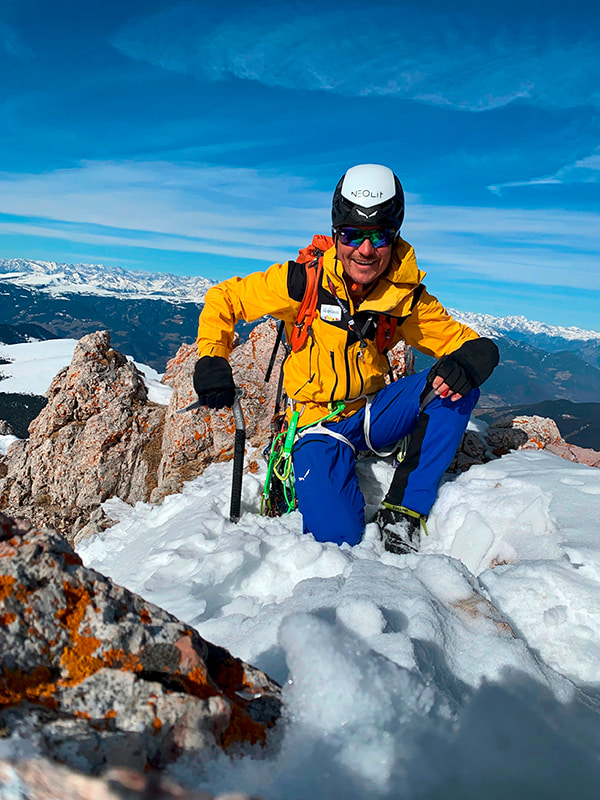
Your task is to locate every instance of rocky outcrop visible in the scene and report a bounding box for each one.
[0,324,416,543]
[450,414,600,472]
[0,512,281,774]
[0,757,260,799]
[0,331,165,543]
[486,414,600,467]
[0,420,15,436]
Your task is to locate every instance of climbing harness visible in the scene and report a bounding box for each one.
[260,401,345,517]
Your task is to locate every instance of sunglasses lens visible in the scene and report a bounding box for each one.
[369,230,393,247]
[338,228,394,248]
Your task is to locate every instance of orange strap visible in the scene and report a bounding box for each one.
[376,315,398,353]
[290,258,323,352]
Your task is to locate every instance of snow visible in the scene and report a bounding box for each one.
[3,331,600,795]
[0,339,172,405]
[0,435,18,455]
[0,339,78,394]
[77,446,600,798]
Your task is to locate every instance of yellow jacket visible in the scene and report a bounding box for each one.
[197,238,479,426]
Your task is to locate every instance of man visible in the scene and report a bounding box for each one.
[194,164,499,553]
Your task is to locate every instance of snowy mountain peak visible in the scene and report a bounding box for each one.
[449,309,600,342]
[0,257,216,303]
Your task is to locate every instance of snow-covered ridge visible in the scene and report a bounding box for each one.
[0,258,216,303]
[449,308,600,342]
[3,257,598,341]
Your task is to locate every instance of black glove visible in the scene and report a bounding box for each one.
[428,337,499,396]
[193,356,236,409]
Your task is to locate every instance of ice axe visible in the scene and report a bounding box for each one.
[177,388,246,523]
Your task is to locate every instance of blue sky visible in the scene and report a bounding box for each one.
[1,0,599,330]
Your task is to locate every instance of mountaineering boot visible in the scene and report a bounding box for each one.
[372,503,424,554]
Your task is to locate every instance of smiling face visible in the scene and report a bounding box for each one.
[335,228,394,289]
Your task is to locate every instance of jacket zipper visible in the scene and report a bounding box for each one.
[329,350,340,404]
[354,348,365,396]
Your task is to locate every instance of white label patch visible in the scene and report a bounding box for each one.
[320,304,342,322]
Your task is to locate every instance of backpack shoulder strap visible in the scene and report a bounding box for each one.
[290,257,323,353]
[288,234,332,353]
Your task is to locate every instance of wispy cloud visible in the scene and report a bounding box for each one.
[112,2,600,112]
[0,161,330,261]
[407,202,600,292]
[489,150,600,193]
[0,160,599,292]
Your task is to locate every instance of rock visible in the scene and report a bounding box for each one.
[484,414,600,467]
[546,442,600,468]
[449,429,491,472]
[0,512,281,774]
[0,331,165,544]
[0,756,262,799]
[486,414,562,454]
[387,336,415,380]
[0,420,15,436]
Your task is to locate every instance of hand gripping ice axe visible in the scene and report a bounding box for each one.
[177,388,246,523]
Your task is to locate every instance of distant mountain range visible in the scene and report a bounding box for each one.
[1,258,600,439]
[0,259,254,370]
[0,258,215,302]
[450,309,600,370]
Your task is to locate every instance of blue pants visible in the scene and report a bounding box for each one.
[291,370,479,546]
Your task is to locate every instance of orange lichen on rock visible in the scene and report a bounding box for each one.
[152,715,163,734]
[180,665,213,701]
[0,575,16,602]
[56,582,103,686]
[220,705,270,748]
[103,649,143,673]
[0,666,58,710]
[139,607,152,624]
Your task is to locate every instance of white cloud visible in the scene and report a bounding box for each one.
[0,159,599,292]
[489,150,600,193]
[407,203,600,291]
[0,161,329,259]
[112,2,600,111]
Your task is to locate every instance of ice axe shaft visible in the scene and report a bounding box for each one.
[177,389,246,523]
[229,390,246,523]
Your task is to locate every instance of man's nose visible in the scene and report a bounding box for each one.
[357,237,376,255]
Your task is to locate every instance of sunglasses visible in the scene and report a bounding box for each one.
[335,227,396,248]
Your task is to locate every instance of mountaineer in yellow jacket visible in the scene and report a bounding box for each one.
[195,164,499,553]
